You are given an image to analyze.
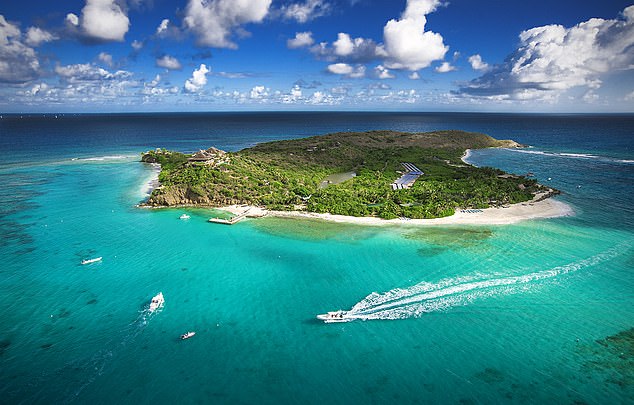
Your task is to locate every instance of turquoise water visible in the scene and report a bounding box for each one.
[0,113,633,403]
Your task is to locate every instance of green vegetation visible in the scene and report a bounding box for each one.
[142,130,550,219]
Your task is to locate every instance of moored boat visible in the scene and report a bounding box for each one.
[179,214,190,220]
[316,310,350,323]
[149,292,164,312]
[180,331,196,340]
[81,257,102,265]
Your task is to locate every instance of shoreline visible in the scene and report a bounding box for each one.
[215,193,573,227]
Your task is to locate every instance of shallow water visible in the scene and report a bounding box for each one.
[0,113,632,403]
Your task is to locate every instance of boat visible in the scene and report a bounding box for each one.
[81,257,102,265]
[179,214,190,220]
[180,331,196,340]
[149,292,164,312]
[316,310,351,323]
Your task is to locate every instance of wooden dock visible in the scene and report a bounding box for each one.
[208,209,250,225]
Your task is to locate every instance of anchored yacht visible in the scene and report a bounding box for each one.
[180,331,196,340]
[81,257,102,265]
[317,310,351,323]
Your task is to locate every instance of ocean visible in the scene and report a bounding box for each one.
[0,112,632,404]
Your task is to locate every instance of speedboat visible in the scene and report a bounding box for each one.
[149,292,164,312]
[180,331,196,340]
[316,310,350,323]
[179,214,190,220]
[81,257,102,265]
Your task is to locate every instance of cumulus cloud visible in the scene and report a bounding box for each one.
[79,0,130,42]
[287,31,314,48]
[66,13,80,26]
[249,85,269,99]
[184,0,272,48]
[290,0,447,71]
[458,6,634,100]
[327,63,365,78]
[156,18,169,35]
[184,63,210,92]
[383,0,448,71]
[409,71,420,80]
[98,52,113,67]
[468,54,488,71]
[0,15,41,83]
[156,55,182,70]
[435,61,455,73]
[374,65,394,79]
[131,39,143,51]
[311,33,385,63]
[281,0,330,23]
[25,27,58,47]
[55,63,132,82]
[19,63,137,105]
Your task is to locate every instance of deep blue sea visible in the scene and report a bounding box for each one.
[0,112,632,404]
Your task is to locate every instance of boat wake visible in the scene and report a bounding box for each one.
[341,243,628,322]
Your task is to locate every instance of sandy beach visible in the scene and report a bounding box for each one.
[219,194,574,227]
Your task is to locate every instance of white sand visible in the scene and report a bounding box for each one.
[219,196,574,227]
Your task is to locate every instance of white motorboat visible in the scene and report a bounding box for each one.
[316,310,350,323]
[81,257,102,265]
[180,331,196,340]
[149,292,164,312]
[179,214,190,220]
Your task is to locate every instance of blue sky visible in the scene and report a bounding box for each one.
[1,0,633,112]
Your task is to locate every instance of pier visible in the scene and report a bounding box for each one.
[208,208,252,225]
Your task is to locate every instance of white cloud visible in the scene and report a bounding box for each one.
[156,55,182,70]
[468,54,489,71]
[281,0,329,23]
[98,52,113,67]
[459,6,634,100]
[311,33,385,63]
[374,65,395,79]
[327,63,353,75]
[66,13,79,26]
[383,0,448,71]
[287,31,314,49]
[409,71,420,80]
[55,63,132,82]
[249,85,269,99]
[435,61,455,73]
[184,63,210,93]
[625,90,634,101]
[216,71,250,79]
[131,40,143,51]
[333,32,353,56]
[79,0,130,42]
[184,0,272,48]
[25,27,57,47]
[0,15,41,83]
[327,63,365,78]
[156,19,169,35]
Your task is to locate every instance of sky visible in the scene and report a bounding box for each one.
[1,0,633,113]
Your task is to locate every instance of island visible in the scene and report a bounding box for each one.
[141,130,567,224]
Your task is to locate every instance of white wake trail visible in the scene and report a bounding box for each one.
[345,243,628,321]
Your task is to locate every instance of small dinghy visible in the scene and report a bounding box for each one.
[179,214,190,220]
